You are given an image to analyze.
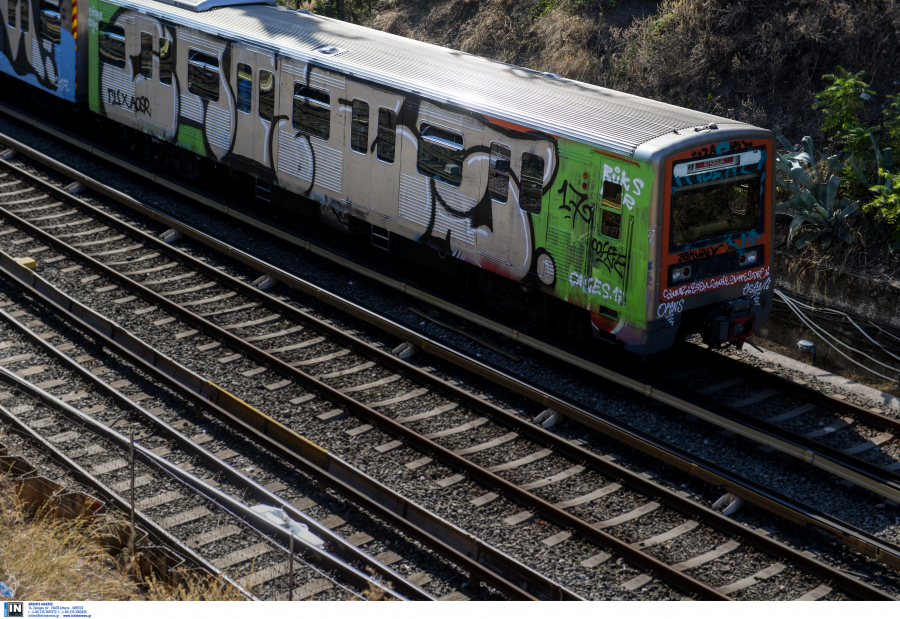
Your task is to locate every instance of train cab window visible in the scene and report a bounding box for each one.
[7,0,14,28]
[601,181,622,209]
[39,0,61,44]
[350,100,369,154]
[599,210,621,240]
[188,50,220,102]
[235,63,251,113]
[487,142,510,203]
[292,84,330,141]
[376,108,396,164]
[158,38,173,85]
[520,152,544,214]
[98,22,126,70]
[417,124,463,187]
[258,69,274,122]
[20,0,27,33]
[139,32,152,79]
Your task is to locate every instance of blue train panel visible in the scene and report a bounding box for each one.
[1,0,87,102]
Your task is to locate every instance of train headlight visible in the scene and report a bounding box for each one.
[739,250,758,266]
[672,265,691,281]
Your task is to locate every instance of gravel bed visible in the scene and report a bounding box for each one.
[0,285,502,600]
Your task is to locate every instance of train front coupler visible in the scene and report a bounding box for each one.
[703,297,756,350]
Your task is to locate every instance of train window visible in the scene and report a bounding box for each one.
[599,209,621,240]
[376,108,396,164]
[7,0,13,28]
[158,38,172,85]
[671,175,762,248]
[235,63,251,113]
[39,0,60,44]
[601,181,622,209]
[20,0,27,33]
[417,124,463,187]
[487,142,510,203]
[187,50,220,102]
[350,100,369,154]
[98,22,126,70]
[258,69,274,122]
[292,84,330,141]
[139,32,152,79]
[520,152,544,214]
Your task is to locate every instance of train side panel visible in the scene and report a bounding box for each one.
[1,0,84,101]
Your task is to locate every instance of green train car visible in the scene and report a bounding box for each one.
[85,0,774,354]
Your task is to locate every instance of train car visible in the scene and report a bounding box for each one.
[1,0,87,101]
[77,0,773,355]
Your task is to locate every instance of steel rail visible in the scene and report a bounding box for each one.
[0,304,419,601]
[0,157,726,600]
[0,123,896,592]
[0,365,259,600]
[0,253,563,601]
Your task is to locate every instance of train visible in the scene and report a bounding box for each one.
[0,0,775,355]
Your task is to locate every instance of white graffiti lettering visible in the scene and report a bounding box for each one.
[657,299,685,318]
[648,224,658,246]
[743,277,771,305]
[88,6,102,31]
[603,164,643,211]
[663,266,770,301]
[568,271,622,303]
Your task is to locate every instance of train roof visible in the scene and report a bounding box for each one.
[109,0,747,156]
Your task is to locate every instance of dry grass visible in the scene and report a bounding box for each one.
[0,474,242,601]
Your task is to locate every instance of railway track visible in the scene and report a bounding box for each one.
[0,340,365,601]
[0,132,892,599]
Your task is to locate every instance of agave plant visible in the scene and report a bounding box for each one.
[775,131,860,248]
[853,134,899,251]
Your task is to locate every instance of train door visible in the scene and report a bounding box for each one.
[545,150,594,306]
[588,154,636,325]
[343,80,373,211]
[230,47,278,170]
[133,16,175,134]
[474,127,512,267]
[368,88,403,220]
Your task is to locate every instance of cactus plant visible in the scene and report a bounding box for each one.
[775,130,860,248]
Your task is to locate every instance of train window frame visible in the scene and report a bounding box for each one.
[39,0,61,44]
[416,123,464,188]
[350,99,369,155]
[669,173,763,251]
[7,0,14,28]
[258,69,275,123]
[235,62,252,114]
[20,0,27,33]
[487,142,511,204]
[187,49,220,103]
[98,22,126,71]
[376,107,396,164]
[598,208,622,240]
[292,83,331,142]
[519,151,544,214]
[601,180,623,210]
[158,38,172,86]
[139,32,152,79]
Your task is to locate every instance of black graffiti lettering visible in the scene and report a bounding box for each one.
[591,238,627,278]
[676,244,735,262]
[556,180,593,228]
[107,88,151,117]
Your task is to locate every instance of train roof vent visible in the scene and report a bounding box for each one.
[166,0,274,12]
[315,44,347,57]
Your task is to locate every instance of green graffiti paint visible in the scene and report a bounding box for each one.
[531,139,654,334]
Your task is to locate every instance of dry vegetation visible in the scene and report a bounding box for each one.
[0,473,242,601]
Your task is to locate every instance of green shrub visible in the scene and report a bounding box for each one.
[853,135,899,251]
[814,67,876,156]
